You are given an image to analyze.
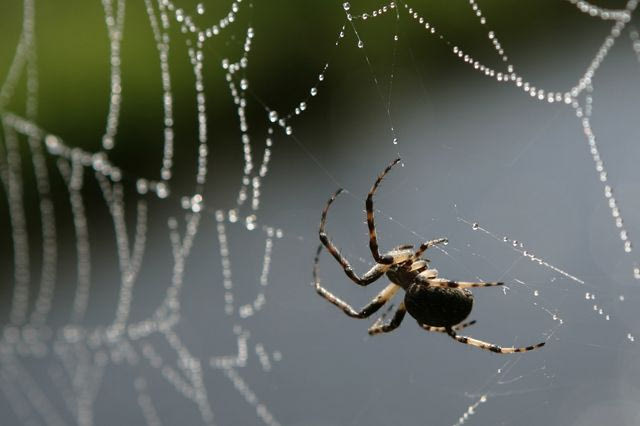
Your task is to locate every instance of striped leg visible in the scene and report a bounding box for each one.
[314,275,400,319]
[413,238,448,260]
[416,273,503,289]
[318,192,387,286]
[421,320,476,333]
[368,302,407,335]
[445,328,545,354]
[410,260,428,273]
[365,158,401,265]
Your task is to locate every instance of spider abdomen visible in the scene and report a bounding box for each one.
[404,284,473,327]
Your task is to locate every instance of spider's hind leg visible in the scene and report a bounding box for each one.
[444,328,545,354]
[368,302,407,335]
[421,320,476,333]
[416,273,504,289]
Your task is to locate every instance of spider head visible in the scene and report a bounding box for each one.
[385,262,419,290]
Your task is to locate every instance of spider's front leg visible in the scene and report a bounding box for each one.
[365,158,402,265]
[314,247,401,318]
[319,190,389,285]
[413,238,448,260]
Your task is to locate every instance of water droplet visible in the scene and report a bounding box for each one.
[310,87,318,96]
[156,182,169,199]
[268,110,278,122]
[343,1,351,10]
[392,138,398,145]
[299,101,307,111]
[181,196,190,209]
[472,222,479,230]
[196,3,205,14]
[357,40,364,48]
[285,126,292,135]
[228,209,238,223]
[136,179,149,194]
[176,8,184,22]
[533,290,539,296]
[246,214,257,231]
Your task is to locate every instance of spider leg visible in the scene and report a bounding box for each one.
[366,158,402,265]
[314,268,401,318]
[416,273,503,289]
[413,238,448,259]
[368,302,407,335]
[410,260,428,272]
[445,328,545,354]
[318,192,388,286]
[421,320,476,333]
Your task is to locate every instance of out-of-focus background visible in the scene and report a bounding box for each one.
[1,1,640,425]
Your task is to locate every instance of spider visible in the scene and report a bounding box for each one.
[313,158,545,354]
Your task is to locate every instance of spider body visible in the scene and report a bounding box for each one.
[384,252,475,327]
[384,258,418,290]
[404,285,473,328]
[313,158,545,354]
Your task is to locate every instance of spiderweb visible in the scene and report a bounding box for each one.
[1,0,640,425]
